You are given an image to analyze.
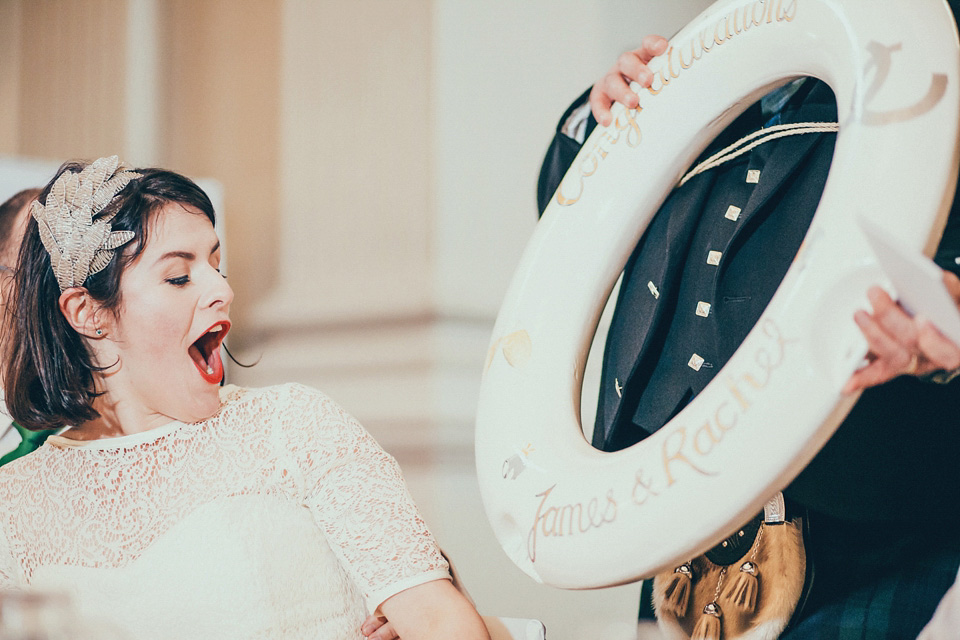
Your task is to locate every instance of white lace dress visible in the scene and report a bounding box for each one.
[0,383,450,639]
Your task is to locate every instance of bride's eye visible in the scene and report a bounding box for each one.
[165,275,190,287]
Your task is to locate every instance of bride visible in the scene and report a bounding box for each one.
[0,157,489,640]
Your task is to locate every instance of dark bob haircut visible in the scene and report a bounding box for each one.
[3,162,216,431]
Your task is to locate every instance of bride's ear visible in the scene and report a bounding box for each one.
[58,288,110,339]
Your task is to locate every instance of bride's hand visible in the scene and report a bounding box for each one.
[378,579,489,639]
[362,613,399,640]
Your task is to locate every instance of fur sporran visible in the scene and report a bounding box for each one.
[652,494,806,640]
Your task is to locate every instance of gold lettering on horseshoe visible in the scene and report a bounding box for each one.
[779,0,798,21]
[693,419,722,456]
[527,484,618,562]
[485,329,533,371]
[631,469,661,505]
[647,1,797,96]
[660,318,792,486]
[662,427,717,485]
[860,41,948,126]
[556,107,643,206]
[520,320,796,558]
[714,401,738,432]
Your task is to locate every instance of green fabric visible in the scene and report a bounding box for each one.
[0,422,50,467]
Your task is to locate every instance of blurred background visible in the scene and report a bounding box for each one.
[0,1,712,637]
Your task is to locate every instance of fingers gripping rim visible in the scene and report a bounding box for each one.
[476,0,960,589]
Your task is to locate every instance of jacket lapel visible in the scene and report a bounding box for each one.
[594,173,714,450]
[720,100,839,258]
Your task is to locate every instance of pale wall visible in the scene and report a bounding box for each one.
[1,0,128,159]
[258,0,434,327]
[0,1,22,154]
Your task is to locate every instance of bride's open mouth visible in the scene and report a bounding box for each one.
[188,321,230,384]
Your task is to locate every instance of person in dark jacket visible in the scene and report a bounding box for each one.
[537,21,960,638]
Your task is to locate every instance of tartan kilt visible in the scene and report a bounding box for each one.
[782,511,960,639]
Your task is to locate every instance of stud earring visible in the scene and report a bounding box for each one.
[95,328,103,336]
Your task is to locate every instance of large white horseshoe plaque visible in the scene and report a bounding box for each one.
[476,0,960,589]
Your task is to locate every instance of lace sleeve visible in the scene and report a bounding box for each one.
[0,524,16,590]
[272,384,450,612]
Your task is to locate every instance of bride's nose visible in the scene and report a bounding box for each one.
[201,267,234,310]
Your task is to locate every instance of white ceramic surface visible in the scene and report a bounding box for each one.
[476,0,960,588]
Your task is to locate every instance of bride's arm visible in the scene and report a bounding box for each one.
[273,384,488,639]
[0,525,15,591]
[375,579,489,640]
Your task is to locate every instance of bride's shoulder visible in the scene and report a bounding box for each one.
[216,383,346,423]
[0,444,52,498]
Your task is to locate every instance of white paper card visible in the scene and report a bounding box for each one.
[859,216,960,346]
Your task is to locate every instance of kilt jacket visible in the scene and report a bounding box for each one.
[537,80,960,525]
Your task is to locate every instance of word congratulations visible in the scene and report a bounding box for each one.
[555,0,798,207]
[524,318,793,563]
[647,0,798,96]
[555,109,642,206]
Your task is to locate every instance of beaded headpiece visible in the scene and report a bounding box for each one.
[30,156,141,291]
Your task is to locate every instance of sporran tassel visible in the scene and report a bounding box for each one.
[721,561,759,613]
[660,563,693,616]
[691,602,723,640]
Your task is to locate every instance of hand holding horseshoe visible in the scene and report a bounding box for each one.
[589,35,668,126]
[845,271,960,393]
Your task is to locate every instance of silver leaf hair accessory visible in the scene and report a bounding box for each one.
[30,156,141,291]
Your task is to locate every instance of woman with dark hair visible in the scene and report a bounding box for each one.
[0,187,50,466]
[0,157,489,640]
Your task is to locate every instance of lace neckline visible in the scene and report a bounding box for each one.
[46,418,186,451]
[43,386,236,451]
